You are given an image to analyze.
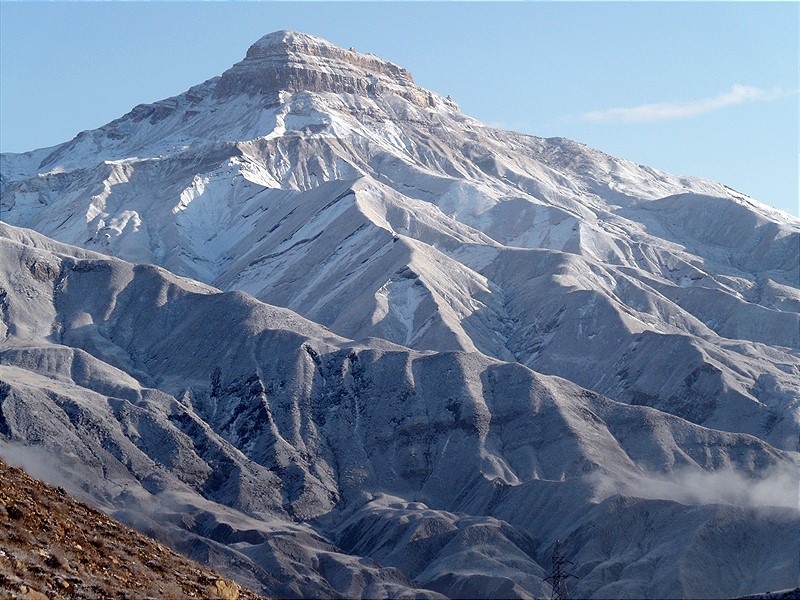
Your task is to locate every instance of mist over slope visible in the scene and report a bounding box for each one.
[1,30,799,598]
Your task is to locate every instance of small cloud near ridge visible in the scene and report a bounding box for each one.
[581,84,784,123]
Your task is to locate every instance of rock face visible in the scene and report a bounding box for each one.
[215,30,426,104]
[0,31,799,599]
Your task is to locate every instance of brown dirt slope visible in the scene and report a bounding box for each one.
[0,458,266,600]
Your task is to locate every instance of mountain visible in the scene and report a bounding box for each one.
[1,30,799,598]
[2,31,798,454]
[0,221,797,598]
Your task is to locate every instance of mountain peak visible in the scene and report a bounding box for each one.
[214,29,427,102]
[244,30,337,59]
[242,30,411,81]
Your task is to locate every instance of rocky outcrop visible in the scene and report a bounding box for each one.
[0,458,262,600]
[213,30,448,109]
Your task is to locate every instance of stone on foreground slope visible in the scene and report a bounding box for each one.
[2,31,798,455]
[0,458,261,599]
[0,223,798,598]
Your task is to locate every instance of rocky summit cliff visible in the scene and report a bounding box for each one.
[0,31,798,599]
[216,31,428,103]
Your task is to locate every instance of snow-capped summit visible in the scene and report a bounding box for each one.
[242,29,416,85]
[213,29,446,108]
[246,29,339,54]
[0,31,462,179]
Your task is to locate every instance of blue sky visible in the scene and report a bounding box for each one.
[1,2,797,215]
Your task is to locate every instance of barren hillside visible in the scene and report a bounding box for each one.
[0,458,265,600]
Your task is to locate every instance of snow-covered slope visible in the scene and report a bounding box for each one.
[0,222,797,598]
[1,30,799,597]
[2,32,797,457]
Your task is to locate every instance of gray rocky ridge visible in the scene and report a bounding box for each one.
[216,31,430,104]
[0,31,798,598]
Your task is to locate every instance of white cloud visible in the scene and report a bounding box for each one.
[581,84,784,123]
[592,464,800,511]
